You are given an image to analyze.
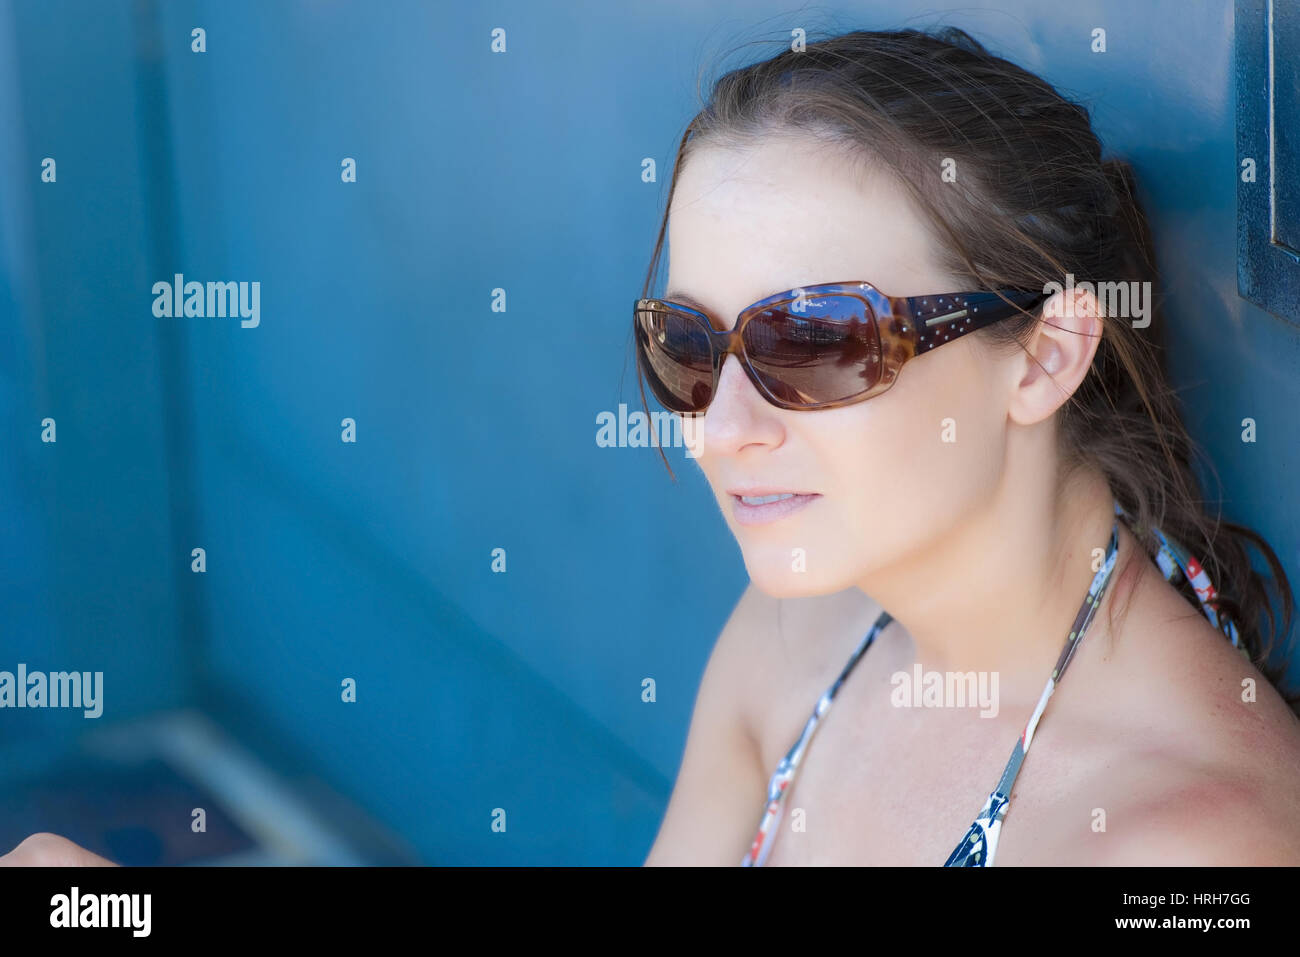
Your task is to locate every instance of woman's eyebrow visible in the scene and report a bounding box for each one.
[663,290,715,314]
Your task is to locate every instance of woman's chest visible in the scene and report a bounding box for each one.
[750,665,1095,866]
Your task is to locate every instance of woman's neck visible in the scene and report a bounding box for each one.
[855,464,1122,710]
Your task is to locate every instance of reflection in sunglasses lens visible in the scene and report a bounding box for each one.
[638,308,713,412]
[743,296,881,405]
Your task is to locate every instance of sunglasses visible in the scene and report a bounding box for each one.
[633,280,1049,414]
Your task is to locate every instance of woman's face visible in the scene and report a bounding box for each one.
[665,136,1018,597]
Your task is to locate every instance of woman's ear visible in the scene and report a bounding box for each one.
[1007,286,1104,427]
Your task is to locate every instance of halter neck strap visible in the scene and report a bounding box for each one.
[1112,499,1241,647]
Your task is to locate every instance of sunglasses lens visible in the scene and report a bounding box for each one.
[742,295,882,406]
[635,306,714,413]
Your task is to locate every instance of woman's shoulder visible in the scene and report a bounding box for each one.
[1052,554,1300,865]
[1127,649,1300,863]
[1085,687,1300,865]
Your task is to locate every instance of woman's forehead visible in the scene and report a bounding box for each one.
[665,139,947,312]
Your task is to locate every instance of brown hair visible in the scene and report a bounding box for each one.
[632,25,1298,711]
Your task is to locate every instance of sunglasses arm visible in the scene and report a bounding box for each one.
[903,290,1047,354]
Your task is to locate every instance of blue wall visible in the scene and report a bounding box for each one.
[1,0,1295,864]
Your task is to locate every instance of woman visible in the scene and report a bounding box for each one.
[636,27,1300,866]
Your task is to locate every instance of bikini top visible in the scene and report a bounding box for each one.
[741,498,1243,867]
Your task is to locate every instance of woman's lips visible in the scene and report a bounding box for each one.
[729,491,821,526]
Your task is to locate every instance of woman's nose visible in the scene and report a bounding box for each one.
[698,354,781,456]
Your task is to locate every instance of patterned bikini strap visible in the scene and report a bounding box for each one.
[1112,499,1242,648]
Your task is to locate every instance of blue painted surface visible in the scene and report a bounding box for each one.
[0,0,1295,864]
[1237,0,1300,324]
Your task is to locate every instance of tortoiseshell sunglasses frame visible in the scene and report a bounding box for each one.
[633,280,1049,413]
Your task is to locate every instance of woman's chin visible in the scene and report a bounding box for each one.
[743,563,845,599]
